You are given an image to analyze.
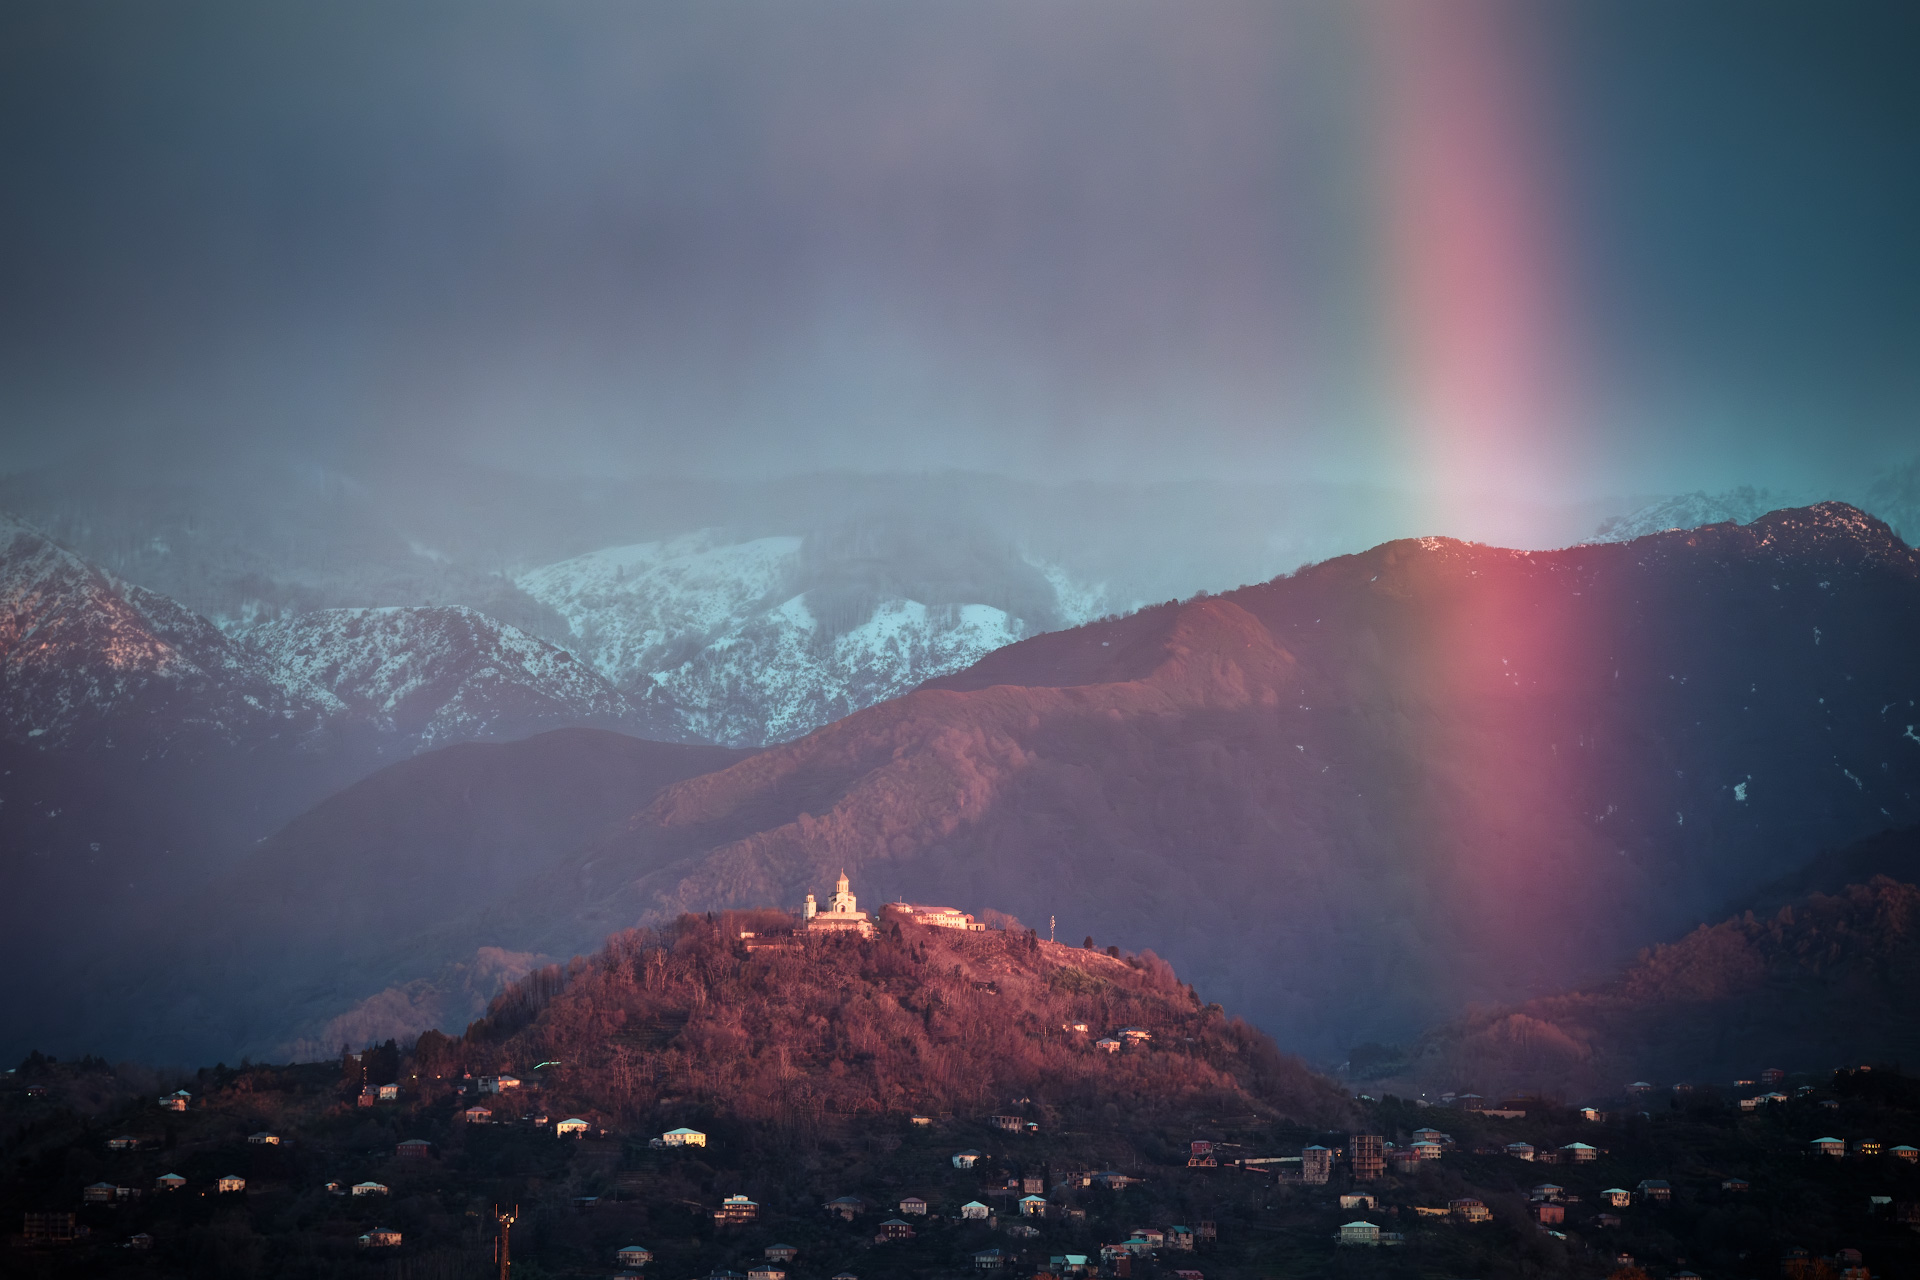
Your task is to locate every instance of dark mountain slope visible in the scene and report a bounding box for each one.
[538,504,1920,1060]
[15,729,751,1066]
[1396,874,1920,1097]
[461,913,1352,1129]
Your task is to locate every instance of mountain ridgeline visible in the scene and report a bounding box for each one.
[5,502,1919,1078]
[533,503,1920,1060]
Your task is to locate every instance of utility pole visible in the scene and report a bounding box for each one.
[494,1204,517,1280]
[1049,915,1055,944]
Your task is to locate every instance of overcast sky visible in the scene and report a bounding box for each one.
[2,0,1916,505]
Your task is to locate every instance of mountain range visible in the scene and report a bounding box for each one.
[8,501,1914,1076]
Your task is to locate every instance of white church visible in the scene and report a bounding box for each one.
[803,870,874,937]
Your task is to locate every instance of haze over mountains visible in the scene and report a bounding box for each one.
[5,491,1917,1081]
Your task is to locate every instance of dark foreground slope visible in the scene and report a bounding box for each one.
[1394,871,1920,1097]
[519,504,1920,1058]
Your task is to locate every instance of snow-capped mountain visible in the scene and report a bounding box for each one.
[244,606,638,748]
[1591,486,1792,543]
[0,513,331,752]
[0,513,654,757]
[517,527,1105,746]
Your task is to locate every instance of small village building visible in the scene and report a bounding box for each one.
[1129,1228,1164,1248]
[1450,1199,1492,1223]
[1411,1140,1444,1160]
[477,1075,521,1094]
[107,1135,138,1151]
[1456,1093,1485,1110]
[352,1182,389,1197]
[748,1267,786,1280]
[1167,1225,1194,1250]
[911,1115,933,1126]
[1022,1173,1045,1194]
[824,1195,866,1220]
[155,1173,185,1191]
[1117,1027,1152,1042]
[396,1138,432,1158]
[1301,1145,1332,1184]
[1171,1271,1205,1280]
[1094,1170,1138,1189]
[1338,1221,1381,1246]
[886,902,985,930]
[247,1132,280,1145]
[1855,1140,1882,1157]
[953,1150,983,1168]
[1530,1184,1565,1202]
[988,1114,1024,1132]
[216,1175,246,1194]
[1722,1178,1750,1191]
[358,1228,402,1248]
[715,1194,759,1224]
[1412,1127,1448,1145]
[764,1244,798,1262]
[555,1117,590,1136]
[159,1091,189,1111]
[960,1201,990,1220]
[1893,1145,1920,1163]
[463,1106,492,1124]
[377,1083,400,1101]
[805,871,874,937]
[1507,1142,1535,1161]
[1019,1194,1048,1217]
[1063,1022,1089,1033]
[1339,1194,1376,1211]
[662,1127,707,1147]
[1601,1188,1631,1207]
[1579,1107,1603,1121]
[83,1182,119,1203]
[1596,1213,1623,1228]
[129,1233,153,1250]
[1095,1038,1122,1054]
[1562,1142,1598,1163]
[1761,1067,1786,1086]
[1812,1137,1847,1157]
[972,1249,1005,1270]
[1636,1180,1671,1203]
[1050,1254,1091,1275]
[617,1246,655,1267]
[1188,1140,1215,1167]
[1534,1203,1565,1225]
[899,1196,928,1215]
[877,1218,915,1241]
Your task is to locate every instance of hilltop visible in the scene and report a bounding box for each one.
[457,911,1351,1130]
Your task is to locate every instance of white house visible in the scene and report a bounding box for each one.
[556,1117,591,1137]
[662,1127,707,1147]
[1812,1136,1846,1157]
[352,1182,389,1197]
[155,1173,186,1191]
[960,1201,990,1220]
[1094,1038,1121,1054]
[107,1135,139,1151]
[1338,1221,1380,1247]
[617,1246,654,1267]
[1019,1195,1048,1217]
[952,1150,983,1168]
[216,1175,246,1193]
[1561,1142,1598,1163]
[247,1132,280,1145]
[464,1106,493,1124]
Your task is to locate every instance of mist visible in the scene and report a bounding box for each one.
[4,0,1918,521]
